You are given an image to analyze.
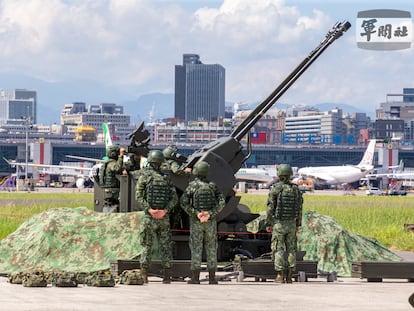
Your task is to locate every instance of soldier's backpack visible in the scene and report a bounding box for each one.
[193,182,216,211]
[8,271,25,284]
[119,269,144,285]
[52,271,78,287]
[146,171,170,209]
[85,270,115,287]
[22,271,48,287]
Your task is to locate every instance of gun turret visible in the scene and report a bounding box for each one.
[105,21,352,261]
[179,21,351,199]
[126,121,151,157]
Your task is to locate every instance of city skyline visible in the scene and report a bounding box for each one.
[0,0,412,124]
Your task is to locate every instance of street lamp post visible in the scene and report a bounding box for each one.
[25,122,28,180]
[22,115,32,182]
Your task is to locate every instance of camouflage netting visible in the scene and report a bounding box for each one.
[0,208,402,277]
[0,207,144,275]
[298,211,402,276]
[248,210,402,277]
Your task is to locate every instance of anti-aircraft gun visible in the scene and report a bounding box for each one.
[95,21,351,261]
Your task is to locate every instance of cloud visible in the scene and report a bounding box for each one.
[0,0,411,115]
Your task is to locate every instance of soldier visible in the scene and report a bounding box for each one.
[266,164,303,283]
[162,145,188,176]
[180,161,225,285]
[135,150,178,284]
[162,145,190,229]
[99,145,125,213]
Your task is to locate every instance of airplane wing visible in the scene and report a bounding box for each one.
[4,158,93,177]
[66,155,105,163]
[235,173,274,183]
[235,168,274,183]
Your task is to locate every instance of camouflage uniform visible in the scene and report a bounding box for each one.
[100,146,124,213]
[266,164,303,283]
[135,150,178,283]
[161,146,190,229]
[180,161,225,284]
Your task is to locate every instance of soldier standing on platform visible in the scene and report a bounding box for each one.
[266,164,303,283]
[99,145,125,213]
[180,161,225,285]
[135,150,178,284]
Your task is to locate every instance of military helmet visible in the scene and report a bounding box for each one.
[106,145,120,159]
[147,150,164,164]
[192,161,210,177]
[162,146,178,159]
[277,164,293,177]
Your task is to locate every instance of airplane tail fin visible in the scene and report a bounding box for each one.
[103,123,113,149]
[358,139,376,167]
[399,159,404,172]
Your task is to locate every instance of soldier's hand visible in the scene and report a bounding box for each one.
[158,209,167,219]
[266,226,273,233]
[149,208,161,219]
[198,211,210,223]
[119,148,126,155]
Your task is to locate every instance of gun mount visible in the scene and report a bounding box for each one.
[94,21,351,261]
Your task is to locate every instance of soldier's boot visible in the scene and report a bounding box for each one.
[162,268,172,284]
[187,270,200,284]
[141,269,148,284]
[275,271,284,283]
[208,269,218,285]
[285,269,293,284]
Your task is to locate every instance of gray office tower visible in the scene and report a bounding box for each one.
[0,89,37,124]
[175,54,225,122]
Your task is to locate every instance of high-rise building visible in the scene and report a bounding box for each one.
[175,54,225,122]
[0,89,37,124]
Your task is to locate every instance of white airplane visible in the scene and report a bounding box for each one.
[235,167,275,184]
[5,123,113,189]
[366,160,414,180]
[297,139,376,186]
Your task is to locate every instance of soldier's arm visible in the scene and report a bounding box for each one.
[266,186,277,226]
[166,183,178,213]
[296,187,303,227]
[113,153,124,174]
[135,175,150,213]
[210,186,225,218]
[180,185,198,218]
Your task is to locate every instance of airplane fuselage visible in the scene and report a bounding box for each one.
[298,165,374,185]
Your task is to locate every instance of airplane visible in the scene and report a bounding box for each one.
[235,167,275,184]
[296,139,376,186]
[5,123,113,189]
[366,160,409,179]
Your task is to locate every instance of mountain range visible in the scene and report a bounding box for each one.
[0,73,375,124]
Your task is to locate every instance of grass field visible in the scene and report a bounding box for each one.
[0,191,413,251]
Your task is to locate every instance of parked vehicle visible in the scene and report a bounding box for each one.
[366,187,384,196]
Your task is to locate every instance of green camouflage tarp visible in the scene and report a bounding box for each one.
[248,211,402,277]
[0,208,402,277]
[0,207,144,274]
[298,211,402,276]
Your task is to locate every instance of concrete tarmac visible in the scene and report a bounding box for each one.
[1,270,414,311]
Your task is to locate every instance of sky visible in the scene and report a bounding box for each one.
[0,0,413,123]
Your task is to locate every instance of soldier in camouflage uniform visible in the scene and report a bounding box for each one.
[100,145,125,213]
[180,161,225,285]
[135,150,178,284]
[162,145,190,229]
[162,146,188,176]
[266,164,303,283]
